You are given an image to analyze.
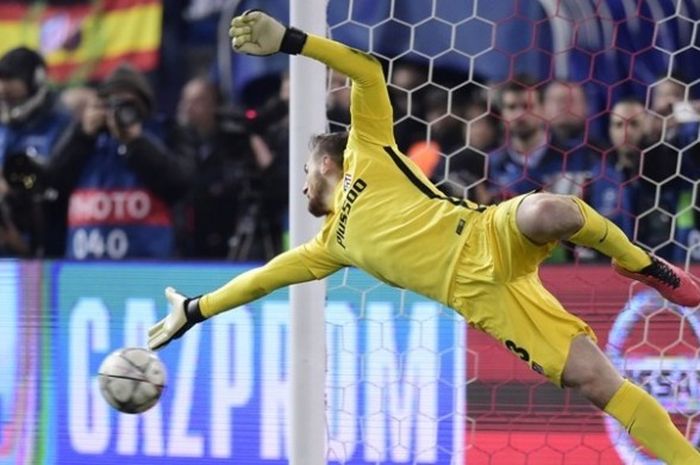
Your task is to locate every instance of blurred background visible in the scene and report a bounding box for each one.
[1,1,700,464]
[1,0,698,263]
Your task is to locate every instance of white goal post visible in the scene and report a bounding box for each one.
[288,1,328,465]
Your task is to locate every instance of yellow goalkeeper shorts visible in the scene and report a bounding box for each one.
[450,193,596,385]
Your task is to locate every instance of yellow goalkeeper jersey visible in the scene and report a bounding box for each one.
[200,34,485,317]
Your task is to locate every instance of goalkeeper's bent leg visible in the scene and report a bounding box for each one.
[604,380,700,464]
[564,336,700,464]
[568,196,651,271]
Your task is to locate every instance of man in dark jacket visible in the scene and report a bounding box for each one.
[170,76,258,258]
[0,47,71,256]
[48,64,190,259]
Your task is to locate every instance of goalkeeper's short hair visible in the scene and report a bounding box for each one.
[310,131,349,167]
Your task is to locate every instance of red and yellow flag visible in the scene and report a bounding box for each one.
[0,0,162,83]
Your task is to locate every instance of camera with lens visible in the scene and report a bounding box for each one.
[2,146,46,193]
[218,96,288,136]
[108,97,144,129]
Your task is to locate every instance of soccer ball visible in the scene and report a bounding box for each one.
[98,347,167,414]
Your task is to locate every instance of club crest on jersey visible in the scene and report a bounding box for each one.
[343,173,353,191]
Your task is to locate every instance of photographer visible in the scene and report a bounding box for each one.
[0,47,72,257]
[48,64,191,259]
[169,74,290,260]
[232,73,290,260]
[169,76,258,258]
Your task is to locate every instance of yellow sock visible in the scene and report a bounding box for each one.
[604,380,700,464]
[568,197,651,271]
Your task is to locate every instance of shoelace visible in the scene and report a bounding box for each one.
[645,258,681,289]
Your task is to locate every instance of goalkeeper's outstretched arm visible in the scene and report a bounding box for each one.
[148,245,342,350]
[148,11,393,351]
[230,10,395,145]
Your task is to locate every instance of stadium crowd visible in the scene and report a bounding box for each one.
[0,42,699,262]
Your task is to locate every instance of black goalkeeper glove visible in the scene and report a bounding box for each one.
[147,287,206,351]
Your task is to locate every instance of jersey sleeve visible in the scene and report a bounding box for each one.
[296,232,345,278]
[301,34,395,146]
[199,237,343,318]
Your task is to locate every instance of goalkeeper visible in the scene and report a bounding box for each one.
[149,11,700,464]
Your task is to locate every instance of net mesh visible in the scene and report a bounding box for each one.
[323,0,700,464]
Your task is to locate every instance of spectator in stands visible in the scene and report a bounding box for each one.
[587,97,695,262]
[406,89,492,204]
[648,76,699,150]
[47,64,190,259]
[444,98,498,203]
[60,86,98,121]
[238,72,291,260]
[464,99,499,155]
[488,75,592,201]
[407,88,460,179]
[389,61,428,152]
[588,98,646,238]
[0,47,72,257]
[327,70,350,132]
[170,75,259,258]
[647,77,700,261]
[543,80,589,149]
[652,78,684,114]
[647,77,683,143]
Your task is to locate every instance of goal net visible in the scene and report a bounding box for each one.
[321,1,700,464]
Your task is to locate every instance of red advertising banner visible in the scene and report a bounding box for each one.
[466,265,700,464]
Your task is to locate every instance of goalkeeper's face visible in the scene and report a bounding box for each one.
[303,153,333,217]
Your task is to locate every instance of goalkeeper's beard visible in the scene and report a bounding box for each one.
[306,177,333,217]
[308,196,330,217]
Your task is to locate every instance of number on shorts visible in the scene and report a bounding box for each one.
[505,339,530,362]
